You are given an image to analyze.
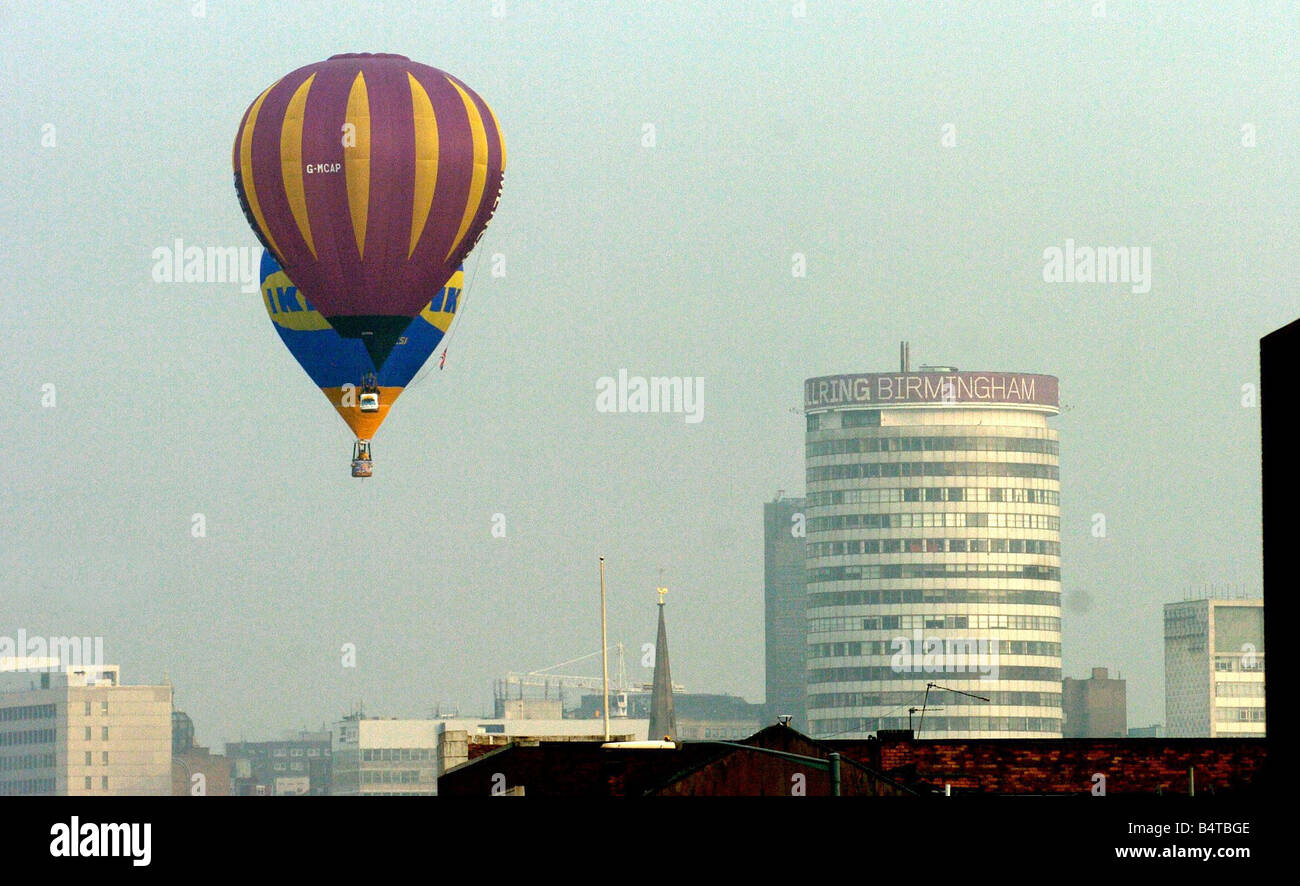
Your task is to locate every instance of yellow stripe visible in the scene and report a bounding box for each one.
[280,73,317,258]
[486,101,506,171]
[444,78,488,263]
[344,72,371,259]
[238,81,284,259]
[407,73,439,258]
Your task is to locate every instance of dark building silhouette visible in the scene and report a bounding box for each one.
[764,495,807,731]
[1062,667,1126,737]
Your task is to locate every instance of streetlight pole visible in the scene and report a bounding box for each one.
[599,557,609,742]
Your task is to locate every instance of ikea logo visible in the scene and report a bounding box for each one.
[264,284,317,314]
[429,286,461,314]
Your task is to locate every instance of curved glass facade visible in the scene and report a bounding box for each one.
[804,374,1063,739]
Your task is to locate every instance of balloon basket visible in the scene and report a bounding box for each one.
[351,439,373,478]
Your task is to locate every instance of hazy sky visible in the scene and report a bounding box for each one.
[2,0,1294,743]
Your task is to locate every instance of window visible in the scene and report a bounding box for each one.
[842,410,880,428]
[101,726,108,740]
[84,701,91,716]
[101,752,108,765]
[84,727,91,741]
[85,751,92,766]
[100,701,108,714]
[85,776,92,790]
[101,776,108,790]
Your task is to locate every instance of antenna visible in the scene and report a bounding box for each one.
[917,682,990,738]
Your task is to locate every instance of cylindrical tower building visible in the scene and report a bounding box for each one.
[803,354,1063,738]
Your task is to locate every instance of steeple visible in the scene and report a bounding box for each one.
[648,579,677,742]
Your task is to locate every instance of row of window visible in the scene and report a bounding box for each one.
[1215,708,1266,722]
[82,751,109,766]
[810,512,1060,532]
[362,747,433,762]
[0,729,55,747]
[809,665,1062,685]
[0,777,55,795]
[361,769,428,784]
[810,614,1061,633]
[807,436,1058,457]
[808,588,1060,608]
[1216,682,1266,697]
[809,538,1060,557]
[1215,657,1264,672]
[810,487,1060,507]
[809,640,1060,659]
[809,564,1061,584]
[0,705,56,722]
[809,691,1061,709]
[81,727,109,741]
[235,745,330,757]
[82,776,109,790]
[0,752,56,771]
[82,701,108,716]
[809,462,1059,482]
[810,717,1063,734]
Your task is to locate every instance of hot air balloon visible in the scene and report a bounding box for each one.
[233,52,505,471]
[260,251,465,477]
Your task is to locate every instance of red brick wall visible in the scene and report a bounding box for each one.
[833,738,1264,794]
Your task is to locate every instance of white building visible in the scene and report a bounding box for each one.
[803,351,1064,738]
[0,663,172,795]
[1164,599,1265,737]
[332,715,648,795]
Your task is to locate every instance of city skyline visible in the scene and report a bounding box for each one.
[4,1,1289,743]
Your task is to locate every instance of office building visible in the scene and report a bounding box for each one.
[1062,667,1126,737]
[0,663,171,795]
[804,346,1063,738]
[332,714,648,795]
[765,494,808,731]
[1164,598,1265,737]
[226,731,333,796]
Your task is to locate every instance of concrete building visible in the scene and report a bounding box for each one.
[764,494,808,731]
[572,691,762,741]
[1164,598,1265,737]
[803,347,1063,738]
[226,731,333,796]
[333,714,648,795]
[1062,667,1126,737]
[0,664,171,796]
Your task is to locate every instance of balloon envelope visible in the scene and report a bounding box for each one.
[234,53,504,370]
[260,249,463,440]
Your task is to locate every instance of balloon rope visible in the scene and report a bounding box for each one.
[407,241,489,391]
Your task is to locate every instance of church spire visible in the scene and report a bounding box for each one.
[648,577,677,742]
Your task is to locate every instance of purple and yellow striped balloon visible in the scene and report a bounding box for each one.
[233,53,505,370]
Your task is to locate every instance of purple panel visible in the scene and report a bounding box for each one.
[233,53,505,322]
